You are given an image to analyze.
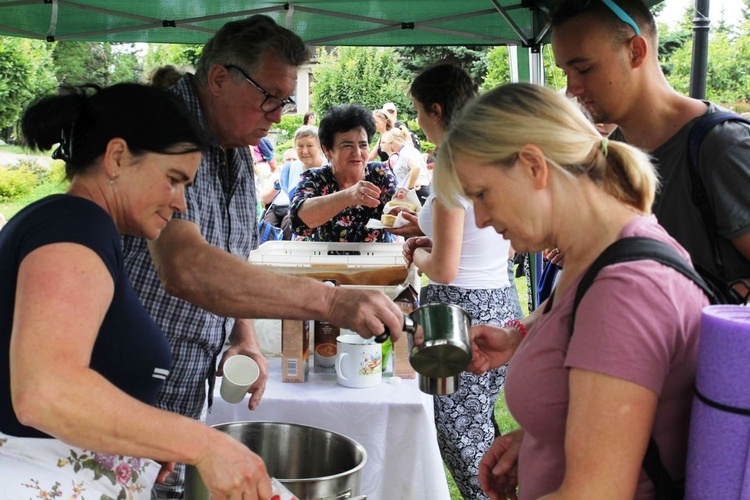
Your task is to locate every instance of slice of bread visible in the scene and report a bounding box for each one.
[389,200,418,212]
[381,213,397,226]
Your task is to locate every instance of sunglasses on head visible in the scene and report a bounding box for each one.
[566,0,641,36]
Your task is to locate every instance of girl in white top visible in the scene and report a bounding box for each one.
[381,127,430,189]
[403,63,522,500]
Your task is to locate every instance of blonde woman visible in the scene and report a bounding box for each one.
[435,83,707,499]
[381,127,430,202]
[368,109,394,162]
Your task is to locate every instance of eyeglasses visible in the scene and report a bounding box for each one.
[225,64,296,114]
[565,0,641,36]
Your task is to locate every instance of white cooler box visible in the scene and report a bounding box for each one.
[248,241,417,356]
[248,241,415,296]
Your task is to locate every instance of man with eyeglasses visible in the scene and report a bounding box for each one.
[551,0,750,285]
[122,15,405,499]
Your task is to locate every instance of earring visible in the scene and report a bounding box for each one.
[109,175,117,185]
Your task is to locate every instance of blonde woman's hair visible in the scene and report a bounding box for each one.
[381,127,408,146]
[434,83,658,213]
[372,109,394,131]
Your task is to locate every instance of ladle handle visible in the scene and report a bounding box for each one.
[373,329,390,344]
[373,313,412,343]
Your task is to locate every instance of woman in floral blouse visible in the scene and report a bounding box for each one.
[289,104,398,242]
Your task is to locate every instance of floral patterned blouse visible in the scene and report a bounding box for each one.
[289,162,397,242]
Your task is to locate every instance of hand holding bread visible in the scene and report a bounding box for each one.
[380,188,422,227]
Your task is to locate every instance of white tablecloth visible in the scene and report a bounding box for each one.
[208,357,450,500]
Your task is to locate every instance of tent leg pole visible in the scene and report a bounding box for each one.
[690,0,710,100]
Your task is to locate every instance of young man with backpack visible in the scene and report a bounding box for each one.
[551,0,750,288]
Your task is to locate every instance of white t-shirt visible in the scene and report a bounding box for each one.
[393,144,430,188]
[418,194,510,289]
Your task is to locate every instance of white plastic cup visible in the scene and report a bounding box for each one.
[220,355,260,403]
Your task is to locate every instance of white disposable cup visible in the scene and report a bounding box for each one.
[220,355,260,403]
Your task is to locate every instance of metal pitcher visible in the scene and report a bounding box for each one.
[376,303,472,386]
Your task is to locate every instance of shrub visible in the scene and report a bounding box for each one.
[0,157,66,201]
[270,114,305,163]
[12,157,52,183]
[274,113,304,139]
[274,139,296,162]
[0,166,37,199]
[51,160,67,182]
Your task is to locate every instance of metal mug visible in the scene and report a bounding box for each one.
[376,303,472,384]
[418,373,461,396]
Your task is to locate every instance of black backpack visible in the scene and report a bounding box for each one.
[570,236,724,500]
[686,110,750,300]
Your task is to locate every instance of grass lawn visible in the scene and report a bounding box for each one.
[0,180,68,219]
[0,144,32,155]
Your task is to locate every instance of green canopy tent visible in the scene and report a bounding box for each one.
[0,0,716,308]
[0,0,671,82]
[0,1,559,45]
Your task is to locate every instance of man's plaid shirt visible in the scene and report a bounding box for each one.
[122,74,258,423]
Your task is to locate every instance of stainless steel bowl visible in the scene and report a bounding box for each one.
[185,421,367,500]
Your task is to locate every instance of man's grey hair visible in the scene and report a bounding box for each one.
[195,15,310,85]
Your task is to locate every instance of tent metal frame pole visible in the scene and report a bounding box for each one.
[690,0,710,99]
[300,6,515,45]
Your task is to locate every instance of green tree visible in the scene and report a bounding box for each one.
[24,39,58,100]
[142,43,202,80]
[482,46,510,91]
[0,37,33,131]
[481,45,564,91]
[542,45,566,90]
[311,46,412,119]
[396,46,489,83]
[664,28,750,105]
[52,41,142,87]
[110,44,142,84]
[0,37,56,134]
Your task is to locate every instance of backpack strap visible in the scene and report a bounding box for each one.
[643,437,685,500]
[572,236,717,324]
[570,236,716,500]
[686,111,750,276]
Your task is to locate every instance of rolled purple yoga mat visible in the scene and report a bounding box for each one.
[686,305,750,500]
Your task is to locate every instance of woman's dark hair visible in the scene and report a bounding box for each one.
[409,63,477,129]
[303,111,316,125]
[318,104,376,151]
[21,83,209,180]
[148,64,184,89]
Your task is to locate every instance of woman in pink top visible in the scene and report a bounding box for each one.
[433,83,708,499]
